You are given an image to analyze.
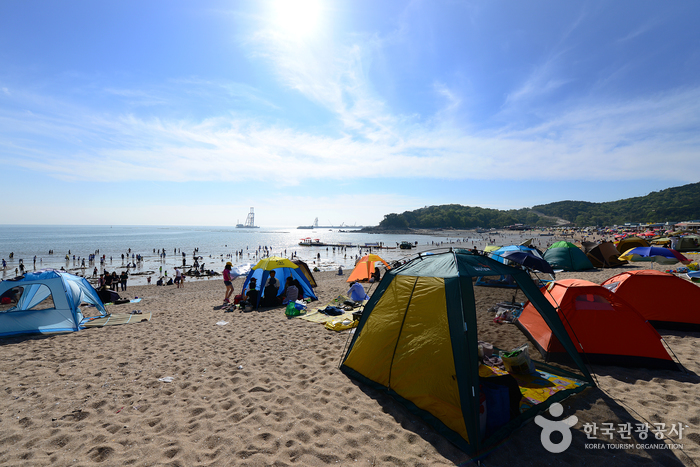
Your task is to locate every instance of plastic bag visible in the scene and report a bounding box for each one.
[500,344,535,374]
[285,302,301,317]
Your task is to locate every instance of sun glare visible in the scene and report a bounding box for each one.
[270,0,323,39]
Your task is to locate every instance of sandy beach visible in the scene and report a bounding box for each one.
[1,244,699,466]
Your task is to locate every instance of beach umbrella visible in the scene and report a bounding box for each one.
[498,250,554,274]
[253,256,298,271]
[619,247,690,266]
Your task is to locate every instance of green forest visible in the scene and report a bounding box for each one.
[375,205,558,230]
[532,182,700,226]
[373,182,700,230]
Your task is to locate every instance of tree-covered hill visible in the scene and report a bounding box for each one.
[374,205,559,230]
[370,182,700,230]
[532,182,700,226]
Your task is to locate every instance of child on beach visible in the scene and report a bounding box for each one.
[223,262,234,303]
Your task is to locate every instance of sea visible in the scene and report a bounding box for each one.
[0,225,485,286]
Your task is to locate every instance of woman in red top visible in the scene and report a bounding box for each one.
[223,262,234,303]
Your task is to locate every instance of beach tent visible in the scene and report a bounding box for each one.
[340,250,594,455]
[291,259,317,287]
[581,241,627,268]
[346,254,390,283]
[601,269,700,331]
[615,237,649,254]
[670,235,700,252]
[0,269,106,337]
[543,241,594,271]
[475,245,537,287]
[650,237,672,248]
[241,262,317,308]
[516,279,677,370]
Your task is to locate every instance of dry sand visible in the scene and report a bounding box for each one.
[1,250,699,466]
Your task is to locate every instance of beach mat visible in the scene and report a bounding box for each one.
[299,295,359,324]
[300,309,356,324]
[82,312,152,328]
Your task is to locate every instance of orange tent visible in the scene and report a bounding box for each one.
[346,254,390,283]
[601,269,700,331]
[516,279,677,370]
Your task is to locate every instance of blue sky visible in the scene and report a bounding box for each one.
[1,0,699,227]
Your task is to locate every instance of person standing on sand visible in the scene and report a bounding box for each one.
[175,267,183,288]
[223,262,234,303]
[120,270,128,291]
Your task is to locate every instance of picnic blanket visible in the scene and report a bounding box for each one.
[299,295,361,325]
[82,311,152,328]
[479,364,586,413]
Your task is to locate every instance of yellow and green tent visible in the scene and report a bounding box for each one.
[339,250,594,455]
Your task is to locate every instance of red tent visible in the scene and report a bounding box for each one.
[601,269,700,331]
[516,279,677,370]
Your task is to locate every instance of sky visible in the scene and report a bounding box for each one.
[1,0,699,227]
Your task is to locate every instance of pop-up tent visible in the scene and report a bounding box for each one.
[615,236,649,254]
[241,258,317,308]
[291,259,317,287]
[543,241,594,271]
[0,269,106,337]
[346,254,390,283]
[516,279,677,370]
[581,241,627,268]
[670,236,700,252]
[601,269,700,331]
[340,250,594,455]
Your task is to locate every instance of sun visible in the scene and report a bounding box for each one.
[270,0,324,39]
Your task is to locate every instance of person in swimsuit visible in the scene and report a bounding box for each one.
[223,262,234,303]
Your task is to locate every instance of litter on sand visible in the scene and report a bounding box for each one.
[158,377,174,383]
[216,321,229,326]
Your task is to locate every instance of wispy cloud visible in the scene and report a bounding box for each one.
[1,9,699,188]
[616,19,659,44]
[2,80,699,185]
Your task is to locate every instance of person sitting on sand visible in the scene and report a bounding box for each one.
[371,266,381,283]
[292,278,304,300]
[267,270,280,289]
[348,280,369,302]
[282,277,298,305]
[242,278,258,309]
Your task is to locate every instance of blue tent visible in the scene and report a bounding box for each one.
[241,266,317,308]
[0,270,107,337]
[476,245,545,287]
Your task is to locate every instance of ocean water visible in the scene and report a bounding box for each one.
[0,225,480,285]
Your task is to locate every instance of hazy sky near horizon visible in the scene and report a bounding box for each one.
[1,0,699,227]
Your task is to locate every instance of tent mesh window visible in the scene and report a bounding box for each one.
[0,285,56,312]
[0,287,23,312]
[29,285,56,310]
